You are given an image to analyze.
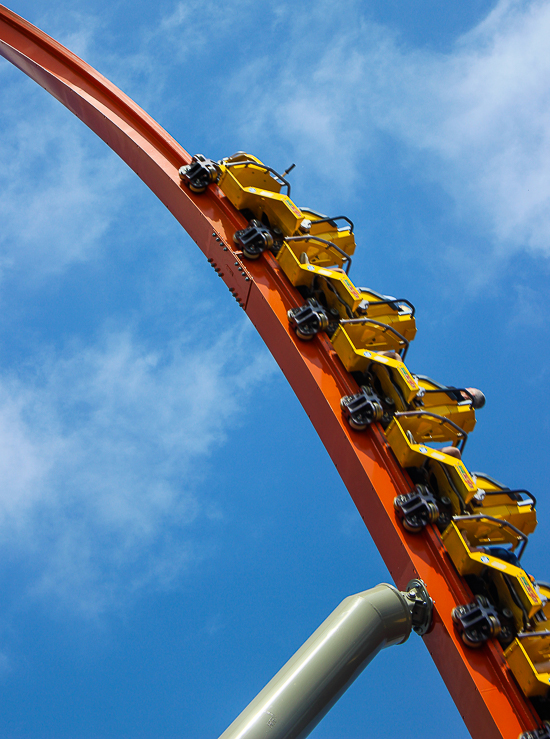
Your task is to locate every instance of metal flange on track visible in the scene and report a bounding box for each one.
[0,5,540,738]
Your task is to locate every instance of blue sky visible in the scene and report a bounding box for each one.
[0,0,549,737]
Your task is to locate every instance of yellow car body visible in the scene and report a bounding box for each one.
[470,473,537,538]
[331,323,419,408]
[385,412,477,509]
[300,208,356,259]
[415,375,477,435]
[442,520,542,623]
[505,582,550,697]
[276,242,356,296]
[217,155,357,259]
[217,153,304,236]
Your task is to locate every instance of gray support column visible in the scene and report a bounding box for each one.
[219,581,431,739]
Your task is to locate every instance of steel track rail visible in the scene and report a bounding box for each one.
[0,5,539,737]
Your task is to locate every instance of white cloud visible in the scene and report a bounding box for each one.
[0,13,279,617]
[224,0,550,258]
[0,78,128,282]
[6,0,549,268]
[0,325,274,616]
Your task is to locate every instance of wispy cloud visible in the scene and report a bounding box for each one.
[0,78,128,283]
[222,0,550,260]
[0,324,274,616]
[8,0,549,268]
[0,15,281,617]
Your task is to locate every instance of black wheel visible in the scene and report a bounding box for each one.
[189,180,208,193]
[348,417,367,432]
[426,502,439,524]
[487,615,501,638]
[295,327,315,341]
[242,245,262,260]
[402,517,424,534]
[461,631,484,648]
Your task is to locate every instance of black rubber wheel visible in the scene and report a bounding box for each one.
[461,631,484,648]
[487,615,501,638]
[402,518,423,534]
[242,246,262,260]
[427,502,440,524]
[295,328,315,341]
[189,181,208,194]
[348,417,367,432]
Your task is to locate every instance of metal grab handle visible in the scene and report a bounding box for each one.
[451,513,529,559]
[470,472,537,508]
[308,214,355,234]
[415,376,478,406]
[339,317,410,359]
[516,631,550,639]
[222,158,292,196]
[357,297,416,317]
[394,410,468,452]
[421,385,471,398]
[286,235,352,274]
[480,488,537,508]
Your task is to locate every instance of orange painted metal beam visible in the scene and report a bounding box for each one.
[0,5,540,738]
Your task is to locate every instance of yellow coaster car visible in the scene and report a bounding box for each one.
[470,472,537,538]
[283,252,362,341]
[217,153,304,236]
[299,208,356,262]
[180,152,304,234]
[413,375,478,435]
[387,410,475,498]
[332,320,412,364]
[505,582,550,700]
[331,318,420,420]
[282,251,417,330]
[179,152,357,260]
[278,242,354,294]
[387,411,478,531]
[444,517,543,650]
[282,239,417,342]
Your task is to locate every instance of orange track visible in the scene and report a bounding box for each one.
[0,5,540,738]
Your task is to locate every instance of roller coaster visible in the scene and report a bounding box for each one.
[0,6,548,738]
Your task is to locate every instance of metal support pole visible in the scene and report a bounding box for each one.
[219,580,432,739]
